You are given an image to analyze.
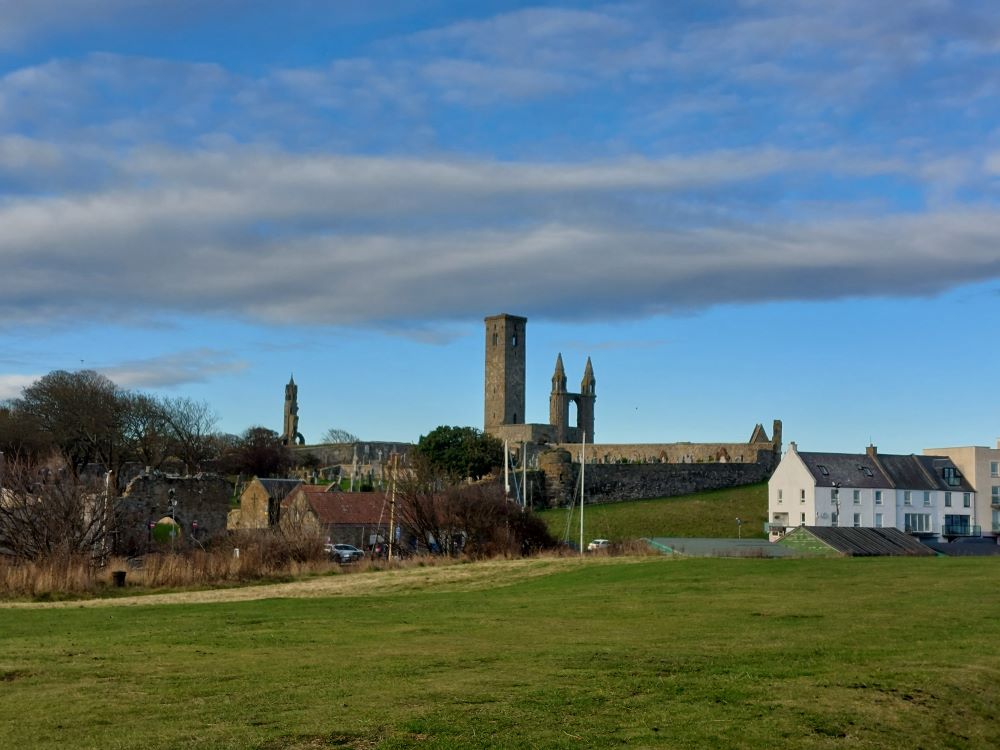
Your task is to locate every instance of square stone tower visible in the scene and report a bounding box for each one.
[484,314,527,432]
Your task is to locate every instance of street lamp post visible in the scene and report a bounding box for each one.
[167,488,178,549]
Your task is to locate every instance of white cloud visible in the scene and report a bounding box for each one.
[0,374,38,400]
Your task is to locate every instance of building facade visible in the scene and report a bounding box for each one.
[768,442,976,543]
[923,441,1000,539]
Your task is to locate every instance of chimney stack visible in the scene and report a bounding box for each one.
[866,444,878,458]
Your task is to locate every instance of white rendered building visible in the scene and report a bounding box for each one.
[768,442,976,543]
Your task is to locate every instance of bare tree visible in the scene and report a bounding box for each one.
[161,397,219,473]
[0,458,119,562]
[322,428,360,444]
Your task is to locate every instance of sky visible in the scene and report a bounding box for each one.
[1,0,999,453]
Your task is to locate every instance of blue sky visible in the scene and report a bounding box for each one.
[1,0,999,453]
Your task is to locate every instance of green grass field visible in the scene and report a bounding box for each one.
[539,483,768,543]
[2,555,998,749]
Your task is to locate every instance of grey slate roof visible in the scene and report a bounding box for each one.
[797,451,972,492]
[793,526,935,557]
[798,452,888,489]
[256,477,303,501]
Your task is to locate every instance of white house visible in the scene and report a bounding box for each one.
[923,441,1000,539]
[768,442,976,543]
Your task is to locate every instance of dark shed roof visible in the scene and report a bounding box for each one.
[797,526,935,557]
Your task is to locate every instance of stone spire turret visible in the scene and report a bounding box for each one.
[552,353,567,393]
[580,356,595,396]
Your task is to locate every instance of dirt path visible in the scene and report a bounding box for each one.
[0,556,626,610]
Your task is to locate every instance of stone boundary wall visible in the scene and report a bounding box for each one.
[553,442,778,465]
[542,461,774,508]
[290,441,413,466]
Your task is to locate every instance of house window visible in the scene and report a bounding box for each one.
[874,513,883,528]
[923,491,932,507]
[992,487,1000,504]
[853,513,861,527]
[875,490,883,505]
[831,488,839,503]
[800,512,806,525]
[800,489,805,502]
[964,492,972,508]
[992,461,1000,478]
[945,492,952,507]
[904,513,931,533]
[904,491,912,506]
[853,490,861,504]
[777,489,783,502]
[831,511,839,527]
[944,514,970,535]
[943,466,962,486]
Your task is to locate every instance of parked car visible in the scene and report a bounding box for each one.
[587,539,610,552]
[325,543,365,564]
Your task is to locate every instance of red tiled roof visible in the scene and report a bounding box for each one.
[284,485,389,526]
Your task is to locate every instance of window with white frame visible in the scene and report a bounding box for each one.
[853,513,861,527]
[853,489,860,504]
[904,490,912,506]
[875,490,883,505]
[904,513,931,533]
[831,511,839,527]
[800,489,805,502]
[777,489,783,503]
[966,492,974,508]
[992,461,999,478]
[800,512,806,525]
[945,492,952,507]
[992,487,1000,504]
[874,513,883,528]
[831,488,839,503]
[923,491,932,507]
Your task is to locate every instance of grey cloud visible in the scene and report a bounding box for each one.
[0,143,998,331]
[97,349,248,389]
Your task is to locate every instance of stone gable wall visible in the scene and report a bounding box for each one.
[117,473,232,553]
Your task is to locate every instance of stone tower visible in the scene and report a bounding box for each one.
[282,374,304,446]
[549,353,596,443]
[484,314,527,432]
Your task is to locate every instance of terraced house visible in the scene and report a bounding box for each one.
[768,442,977,543]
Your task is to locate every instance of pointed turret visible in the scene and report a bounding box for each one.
[551,353,567,393]
[580,357,595,396]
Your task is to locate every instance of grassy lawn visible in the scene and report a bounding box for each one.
[1,555,998,749]
[539,482,768,543]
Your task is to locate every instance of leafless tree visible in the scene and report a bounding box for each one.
[322,428,360,444]
[161,397,219,473]
[0,458,119,562]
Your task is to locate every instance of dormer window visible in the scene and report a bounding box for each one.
[942,467,961,487]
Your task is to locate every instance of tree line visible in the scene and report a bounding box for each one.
[0,369,296,486]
